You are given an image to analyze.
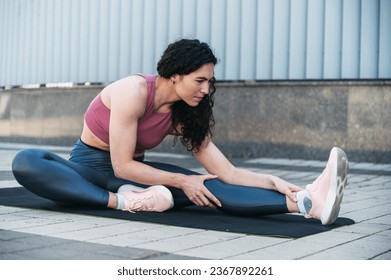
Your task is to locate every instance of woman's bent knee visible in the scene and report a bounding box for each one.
[12,149,47,184]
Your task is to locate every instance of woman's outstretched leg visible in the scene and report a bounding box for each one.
[141,146,348,224]
[142,161,290,216]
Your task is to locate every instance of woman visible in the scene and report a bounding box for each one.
[12,39,348,225]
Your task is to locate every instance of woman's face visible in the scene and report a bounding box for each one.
[173,63,215,107]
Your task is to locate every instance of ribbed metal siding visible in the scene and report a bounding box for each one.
[0,0,390,87]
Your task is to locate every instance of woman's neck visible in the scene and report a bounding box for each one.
[154,76,179,113]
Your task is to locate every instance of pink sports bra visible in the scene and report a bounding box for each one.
[84,74,172,154]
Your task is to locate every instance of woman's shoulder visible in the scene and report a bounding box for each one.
[110,74,148,91]
[100,75,150,109]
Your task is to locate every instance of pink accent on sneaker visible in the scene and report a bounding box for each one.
[117,184,174,213]
[306,147,348,225]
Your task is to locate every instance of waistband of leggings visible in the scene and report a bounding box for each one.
[76,138,144,162]
[77,138,110,153]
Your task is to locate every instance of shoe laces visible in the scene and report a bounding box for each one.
[123,192,155,213]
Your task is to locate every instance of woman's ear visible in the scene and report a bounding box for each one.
[170,74,182,84]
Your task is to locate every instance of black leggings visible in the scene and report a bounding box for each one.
[11,140,288,216]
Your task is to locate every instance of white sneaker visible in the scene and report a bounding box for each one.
[117,184,174,213]
[306,147,349,225]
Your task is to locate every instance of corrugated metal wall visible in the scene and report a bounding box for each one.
[0,0,390,87]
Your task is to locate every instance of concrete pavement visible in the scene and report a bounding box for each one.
[0,142,390,260]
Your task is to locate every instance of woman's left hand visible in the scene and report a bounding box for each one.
[269,175,303,203]
[180,174,222,208]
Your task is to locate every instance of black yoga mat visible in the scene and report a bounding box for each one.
[0,187,354,238]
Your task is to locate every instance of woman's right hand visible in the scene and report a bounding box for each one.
[180,174,222,208]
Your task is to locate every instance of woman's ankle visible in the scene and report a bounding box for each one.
[107,192,117,209]
[286,194,300,213]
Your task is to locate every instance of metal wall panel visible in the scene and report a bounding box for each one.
[256,0,274,79]
[289,0,307,79]
[341,0,361,78]
[306,0,325,79]
[324,0,343,79]
[379,0,391,78]
[360,0,380,78]
[0,0,390,87]
[273,0,290,79]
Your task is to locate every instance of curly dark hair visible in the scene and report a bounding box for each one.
[157,39,218,152]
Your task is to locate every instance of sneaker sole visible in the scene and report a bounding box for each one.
[320,147,349,225]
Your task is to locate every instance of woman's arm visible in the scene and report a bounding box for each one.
[108,76,180,186]
[107,77,221,208]
[194,139,302,202]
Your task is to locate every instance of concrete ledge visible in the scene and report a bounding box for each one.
[1,81,390,163]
